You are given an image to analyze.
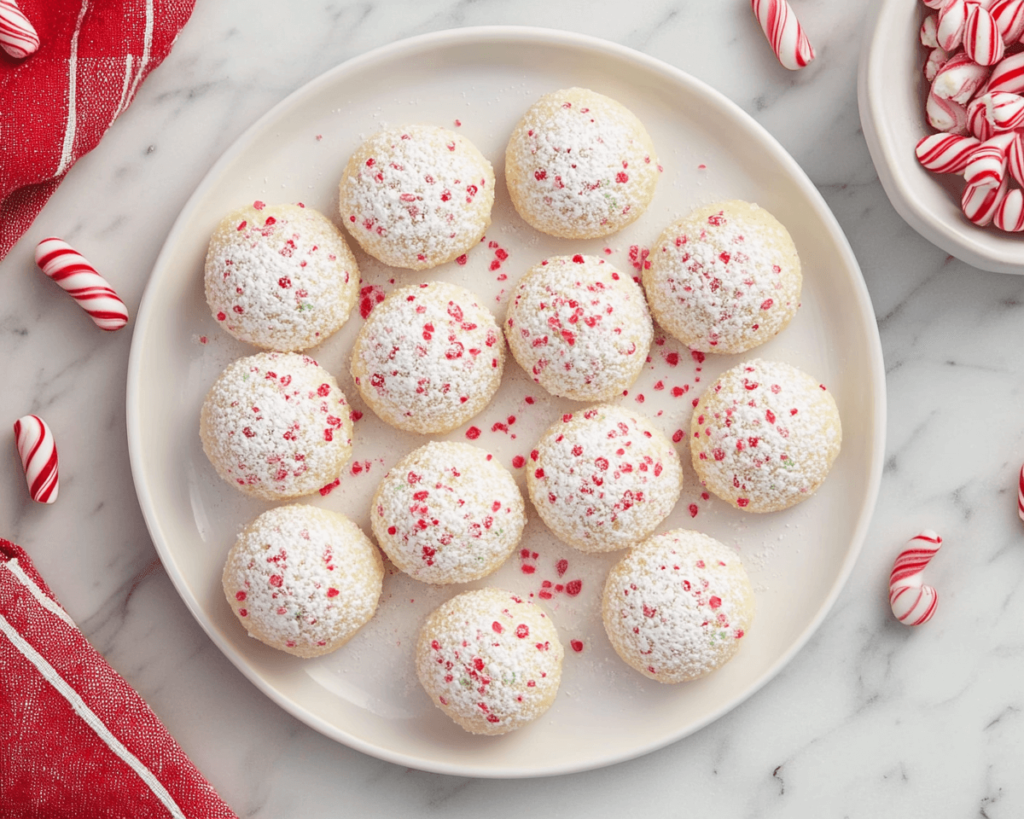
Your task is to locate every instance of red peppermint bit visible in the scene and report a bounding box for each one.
[326,588,340,598]
[572,254,585,264]
[512,455,525,469]
[489,260,501,272]
[495,248,508,261]
[635,393,645,404]
[689,503,699,518]
[671,386,685,398]
[736,498,749,507]
[465,426,481,440]
[691,350,706,364]
[454,119,462,127]
[269,575,283,588]
[556,559,568,577]
[319,479,340,496]
[672,429,684,443]
[516,624,530,639]
[253,201,265,210]
[616,172,629,183]
[565,579,582,596]
[521,564,535,575]
[235,591,247,601]
[570,639,584,653]
[525,396,535,405]
[456,254,468,265]
[664,351,680,366]
[539,591,553,600]
[359,284,386,319]
[492,621,503,633]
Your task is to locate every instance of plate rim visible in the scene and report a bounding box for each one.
[127,24,887,778]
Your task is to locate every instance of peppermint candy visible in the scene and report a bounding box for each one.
[750,0,815,70]
[889,530,942,627]
[994,186,1024,227]
[0,0,38,59]
[35,239,129,332]
[916,133,981,171]
[938,0,969,52]
[13,415,58,504]
[965,4,1005,65]
[962,173,1008,224]
[991,0,1024,43]
[1018,464,1024,521]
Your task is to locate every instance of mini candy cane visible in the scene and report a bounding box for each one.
[994,187,1024,230]
[1008,133,1024,185]
[967,95,995,139]
[13,415,58,504]
[889,530,942,626]
[964,131,1015,186]
[750,0,815,70]
[991,0,1024,44]
[933,52,991,104]
[938,0,969,52]
[35,239,129,331]
[965,4,1005,66]
[980,91,1024,130]
[987,51,1024,94]
[0,0,38,59]
[916,133,980,172]
[962,173,1008,225]
[927,91,969,133]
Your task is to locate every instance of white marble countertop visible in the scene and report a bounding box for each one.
[4,0,1024,815]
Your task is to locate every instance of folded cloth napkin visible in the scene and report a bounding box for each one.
[0,538,238,818]
[0,0,195,262]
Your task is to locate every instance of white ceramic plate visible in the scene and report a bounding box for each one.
[128,27,885,777]
[859,0,1024,274]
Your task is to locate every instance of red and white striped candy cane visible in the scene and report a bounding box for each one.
[994,187,1024,230]
[915,133,980,173]
[13,415,58,504]
[889,530,942,626]
[965,4,1006,66]
[1018,464,1024,521]
[35,239,129,332]
[750,0,815,70]
[962,173,1008,225]
[0,0,38,59]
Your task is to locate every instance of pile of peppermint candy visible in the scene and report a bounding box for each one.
[917,0,1024,230]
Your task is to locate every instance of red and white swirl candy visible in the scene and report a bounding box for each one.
[750,0,815,70]
[35,239,129,332]
[1017,464,1024,521]
[917,133,981,171]
[0,0,39,59]
[13,415,58,504]
[889,530,942,627]
[965,4,1005,65]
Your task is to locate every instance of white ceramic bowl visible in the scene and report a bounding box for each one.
[859,0,1024,274]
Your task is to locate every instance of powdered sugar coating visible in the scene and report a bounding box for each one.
[339,125,494,270]
[372,442,525,584]
[505,88,659,239]
[602,529,754,683]
[505,254,653,401]
[205,203,360,352]
[643,200,802,354]
[350,281,505,434]
[691,359,841,513]
[415,588,563,735]
[222,504,384,658]
[527,405,683,553]
[200,352,354,500]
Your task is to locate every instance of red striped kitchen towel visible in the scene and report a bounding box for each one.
[0,0,195,262]
[0,538,238,818]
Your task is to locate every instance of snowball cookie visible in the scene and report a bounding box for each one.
[690,359,842,513]
[505,87,659,239]
[602,529,755,683]
[204,202,360,352]
[527,405,683,553]
[222,504,384,658]
[200,352,354,500]
[643,200,802,355]
[350,281,505,434]
[416,588,563,735]
[338,125,494,270]
[505,254,653,402]
[371,442,525,584]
